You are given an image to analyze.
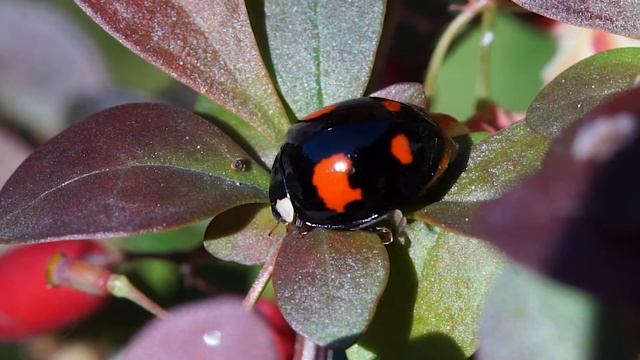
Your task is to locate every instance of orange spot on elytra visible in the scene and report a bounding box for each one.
[312,153,362,213]
[381,100,402,112]
[391,134,413,165]
[303,104,337,120]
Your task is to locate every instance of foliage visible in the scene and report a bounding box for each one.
[0,0,639,358]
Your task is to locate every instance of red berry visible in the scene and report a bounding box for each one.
[256,299,296,360]
[0,240,107,342]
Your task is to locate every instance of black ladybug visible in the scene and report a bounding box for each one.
[269,97,456,231]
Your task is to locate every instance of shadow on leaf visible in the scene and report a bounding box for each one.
[205,203,265,239]
[355,238,416,357]
[194,108,268,171]
[593,305,640,359]
[405,332,467,360]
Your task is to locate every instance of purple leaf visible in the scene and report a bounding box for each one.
[273,228,389,348]
[121,296,279,360]
[473,87,640,304]
[369,82,427,108]
[512,0,640,38]
[204,204,284,265]
[0,103,269,244]
[74,0,291,165]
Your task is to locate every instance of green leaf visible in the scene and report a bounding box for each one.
[512,0,640,38]
[469,131,490,144]
[194,96,278,168]
[265,0,386,117]
[369,82,426,108]
[478,265,640,360]
[414,121,549,234]
[527,48,640,139]
[121,221,208,254]
[119,259,181,297]
[75,0,291,165]
[273,228,389,348]
[434,121,548,201]
[0,104,268,244]
[0,344,21,360]
[348,222,504,359]
[432,12,554,122]
[204,203,284,265]
[410,227,503,355]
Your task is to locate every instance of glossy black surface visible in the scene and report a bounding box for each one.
[269,97,445,229]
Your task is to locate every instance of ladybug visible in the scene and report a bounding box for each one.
[269,97,456,231]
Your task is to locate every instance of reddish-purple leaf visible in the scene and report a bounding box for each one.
[473,87,640,304]
[273,228,389,348]
[74,0,291,165]
[0,103,269,244]
[121,296,279,360]
[0,1,110,140]
[512,0,640,38]
[204,203,284,265]
[369,82,426,108]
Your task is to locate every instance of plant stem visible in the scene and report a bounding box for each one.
[242,239,283,309]
[108,274,168,318]
[476,0,497,104]
[423,0,490,110]
[293,336,330,360]
[48,253,168,318]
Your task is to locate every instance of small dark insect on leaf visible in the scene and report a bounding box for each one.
[231,159,248,172]
[0,103,269,244]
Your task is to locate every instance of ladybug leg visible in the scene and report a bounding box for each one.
[374,226,394,245]
[390,209,408,235]
[287,221,313,237]
[371,209,407,244]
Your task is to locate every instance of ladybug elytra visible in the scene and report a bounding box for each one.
[269,97,456,231]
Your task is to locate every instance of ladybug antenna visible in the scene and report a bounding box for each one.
[268,222,280,237]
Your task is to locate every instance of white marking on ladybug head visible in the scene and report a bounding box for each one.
[571,113,637,162]
[275,197,295,223]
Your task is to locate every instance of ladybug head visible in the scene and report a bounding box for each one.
[269,153,295,224]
